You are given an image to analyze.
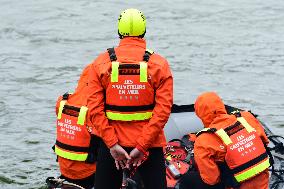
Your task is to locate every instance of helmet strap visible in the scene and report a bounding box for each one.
[118,30,146,39]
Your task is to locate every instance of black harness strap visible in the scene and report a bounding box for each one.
[55,140,90,153]
[118,64,140,75]
[107,48,153,63]
[62,105,81,117]
[224,121,241,132]
[197,120,244,138]
[224,121,244,137]
[143,50,153,62]
[107,47,117,62]
[119,64,140,69]
[231,152,268,174]
[63,105,81,112]
[85,135,101,164]
[196,128,217,137]
[62,92,70,100]
[105,104,155,112]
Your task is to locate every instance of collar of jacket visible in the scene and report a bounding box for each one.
[119,37,146,49]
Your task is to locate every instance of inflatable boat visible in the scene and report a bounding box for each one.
[166,104,284,189]
[46,104,284,189]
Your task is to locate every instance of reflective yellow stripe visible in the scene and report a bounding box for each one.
[57,100,67,119]
[77,106,88,125]
[111,61,119,82]
[106,112,152,121]
[235,159,270,182]
[237,117,255,133]
[140,62,147,82]
[54,146,88,161]
[216,129,233,145]
[146,49,154,54]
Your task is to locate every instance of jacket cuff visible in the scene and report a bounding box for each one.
[105,138,118,149]
[136,137,149,152]
[136,144,148,156]
[101,129,118,148]
[91,128,99,136]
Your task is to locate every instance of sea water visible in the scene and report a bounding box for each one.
[0,0,283,188]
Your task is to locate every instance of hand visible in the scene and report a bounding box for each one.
[110,144,131,170]
[128,148,145,167]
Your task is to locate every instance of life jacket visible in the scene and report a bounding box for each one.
[196,112,270,183]
[54,93,96,163]
[105,47,155,121]
[164,136,195,188]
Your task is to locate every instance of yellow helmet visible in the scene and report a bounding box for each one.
[118,8,146,38]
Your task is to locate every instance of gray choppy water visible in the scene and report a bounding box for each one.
[0,0,284,188]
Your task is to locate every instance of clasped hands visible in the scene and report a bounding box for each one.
[110,144,146,170]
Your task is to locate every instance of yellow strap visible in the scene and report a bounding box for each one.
[57,100,67,119]
[54,146,88,161]
[106,111,152,121]
[140,62,148,82]
[235,159,270,182]
[216,129,233,145]
[111,61,119,82]
[77,106,88,125]
[237,117,255,133]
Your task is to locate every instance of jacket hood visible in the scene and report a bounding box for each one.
[194,92,227,128]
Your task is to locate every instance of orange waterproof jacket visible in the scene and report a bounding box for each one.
[87,37,173,151]
[194,92,269,189]
[55,64,97,179]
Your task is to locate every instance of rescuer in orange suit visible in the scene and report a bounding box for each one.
[180,92,269,189]
[54,64,100,189]
[87,8,173,189]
